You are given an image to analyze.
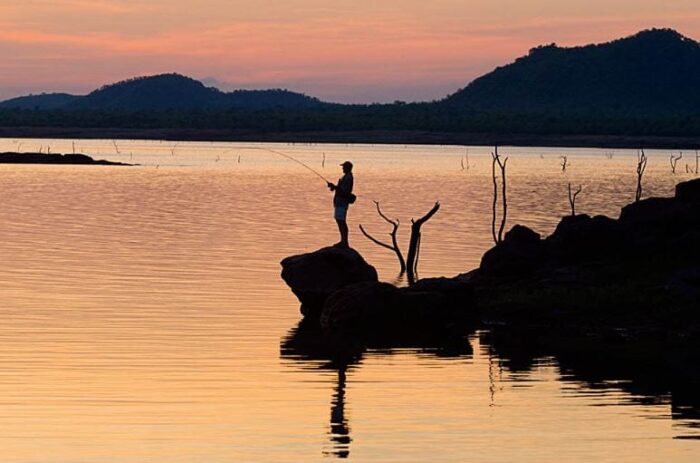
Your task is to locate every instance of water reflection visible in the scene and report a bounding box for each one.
[281,320,476,458]
[326,366,351,458]
[481,328,700,439]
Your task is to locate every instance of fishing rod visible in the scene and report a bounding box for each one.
[238,146,331,184]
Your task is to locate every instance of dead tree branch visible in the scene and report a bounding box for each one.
[636,149,648,202]
[359,201,406,274]
[491,146,509,244]
[560,156,569,172]
[406,202,440,284]
[568,183,582,216]
[670,152,683,173]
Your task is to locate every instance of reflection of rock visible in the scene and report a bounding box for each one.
[280,319,474,368]
[320,277,476,338]
[281,247,378,318]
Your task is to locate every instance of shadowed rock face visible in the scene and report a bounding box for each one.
[480,177,700,282]
[320,277,476,338]
[280,246,378,318]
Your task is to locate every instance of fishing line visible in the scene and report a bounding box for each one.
[238,146,331,184]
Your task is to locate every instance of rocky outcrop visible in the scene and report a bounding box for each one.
[280,246,378,318]
[0,152,132,165]
[320,276,476,337]
[480,178,700,282]
[480,225,544,278]
[475,178,700,333]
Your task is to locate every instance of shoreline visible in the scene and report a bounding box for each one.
[3,126,700,149]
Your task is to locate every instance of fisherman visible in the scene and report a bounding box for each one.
[327,161,355,248]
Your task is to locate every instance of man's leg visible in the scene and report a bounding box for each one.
[339,220,349,247]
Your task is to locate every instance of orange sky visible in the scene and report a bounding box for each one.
[1,1,699,102]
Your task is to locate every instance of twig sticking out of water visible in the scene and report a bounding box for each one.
[72,141,76,155]
[568,183,582,216]
[112,140,120,154]
[560,155,569,172]
[322,152,326,168]
[170,143,178,156]
[636,149,648,202]
[670,152,683,174]
[491,146,509,244]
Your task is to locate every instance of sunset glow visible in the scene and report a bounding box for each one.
[2,1,700,102]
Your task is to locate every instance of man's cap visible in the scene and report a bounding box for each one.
[340,161,353,168]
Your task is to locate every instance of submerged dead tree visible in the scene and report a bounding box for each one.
[405,202,441,284]
[359,201,406,274]
[560,155,569,172]
[568,183,582,216]
[670,152,683,173]
[636,149,648,202]
[359,201,440,284]
[491,146,509,244]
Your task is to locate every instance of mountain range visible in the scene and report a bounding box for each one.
[2,28,700,141]
[444,28,700,114]
[0,73,324,111]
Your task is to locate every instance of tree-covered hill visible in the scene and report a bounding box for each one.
[444,28,700,114]
[0,74,325,111]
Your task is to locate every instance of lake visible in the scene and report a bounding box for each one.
[0,138,698,461]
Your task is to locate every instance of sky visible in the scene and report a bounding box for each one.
[1,1,699,103]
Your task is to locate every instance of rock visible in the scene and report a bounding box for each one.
[675,178,700,203]
[320,278,476,337]
[281,246,378,318]
[667,266,700,299]
[619,196,698,250]
[320,282,399,335]
[546,214,623,261]
[480,225,544,278]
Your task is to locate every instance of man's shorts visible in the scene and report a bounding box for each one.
[334,205,348,221]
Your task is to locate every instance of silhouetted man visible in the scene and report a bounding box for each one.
[327,161,354,248]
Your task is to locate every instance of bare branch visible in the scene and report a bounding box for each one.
[568,183,582,216]
[359,225,395,251]
[359,201,406,274]
[560,155,569,172]
[670,152,683,174]
[491,151,498,244]
[374,200,399,227]
[636,149,648,202]
[406,202,440,284]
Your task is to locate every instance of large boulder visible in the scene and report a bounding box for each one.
[546,214,624,261]
[320,278,476,337]
[675,178,700,203]
[281,246,378,318]
[480,225,544,278]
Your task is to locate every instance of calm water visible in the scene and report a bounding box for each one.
[0,138,698,461]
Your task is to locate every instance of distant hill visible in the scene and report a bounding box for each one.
[445,28,700,114]
[0,93,80,110]
[2,29,700,140]
[0,74,325,111]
